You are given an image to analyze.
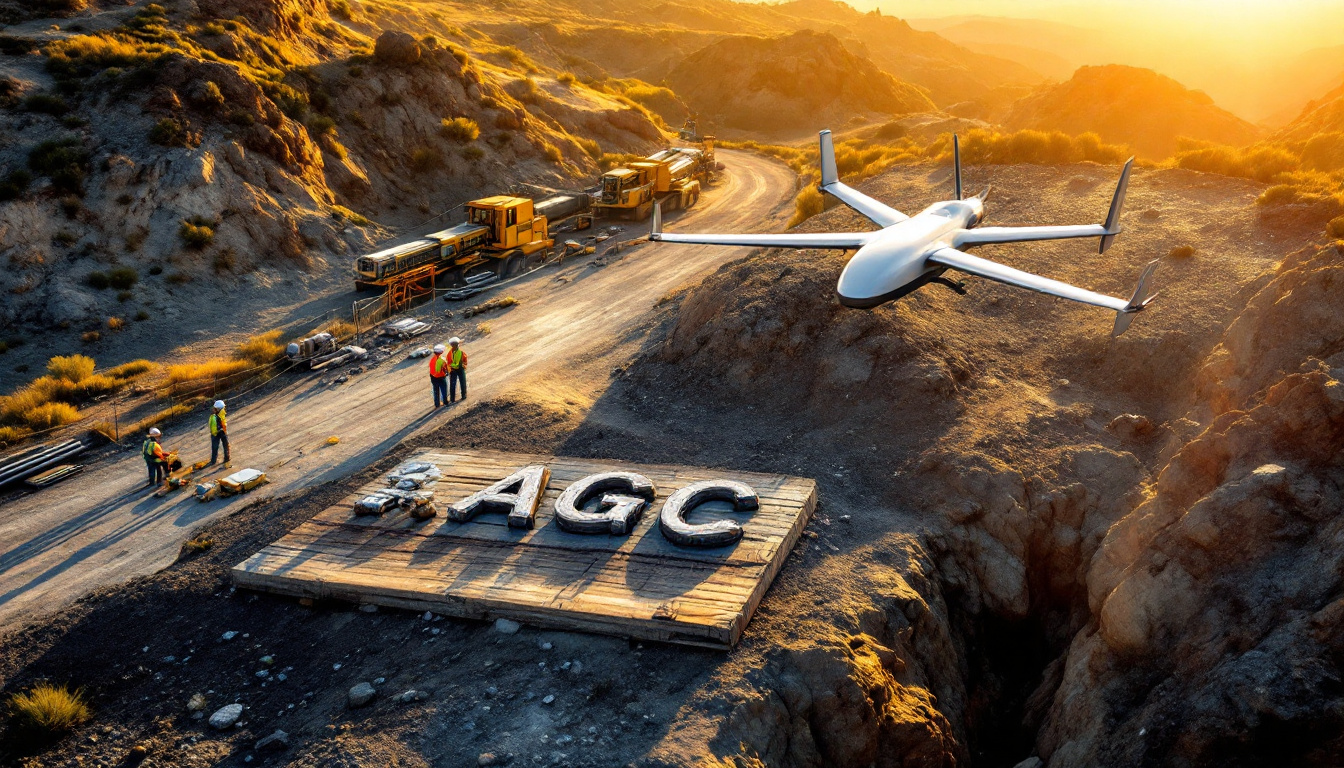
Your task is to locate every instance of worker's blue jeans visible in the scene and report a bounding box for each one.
[431,375,448,407]
[450,369,467,401]
[146,458,165,486]
[211,432,230,464]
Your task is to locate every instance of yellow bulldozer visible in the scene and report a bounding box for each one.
[593,138,716,221]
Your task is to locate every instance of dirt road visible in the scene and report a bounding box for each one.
[0,150,796,636]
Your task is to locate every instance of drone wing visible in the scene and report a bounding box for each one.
[648,203,874,249]
[818,130,908,228]
[925,247,1159,337]
[953,158,1134,254]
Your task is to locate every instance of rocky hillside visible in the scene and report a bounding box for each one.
[1276,78,1344,140]
[1003,65,1261,158]
[0,0,662,352]
[663,30,935,135]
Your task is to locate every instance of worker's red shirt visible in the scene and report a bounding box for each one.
[429,353,448,378]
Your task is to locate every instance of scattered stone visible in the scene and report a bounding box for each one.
[208,703,243,730]
[839,515,852,524]
[348,682,376,708]
[374,30,423,67]
[570,661,583,675]
[221,631,239,641]
[374,677,386,685]
[423,611,434,621]
[259,655,274,665]
[255,729,289,752]
[554,735,573,746]
[187,693,207,711]
[539,642,553,651]
[542,694,555,705]
[359,604,378,613]
[494,618,521,635]
[332,663,342,670]
[477,751,507,766]
[1107,413,1155,441]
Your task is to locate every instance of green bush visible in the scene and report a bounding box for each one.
[28,137,88,194]
[108,267,137,289]
[409,146,443,173]
[439,116,479,142]
[23,93,69,115]
[149,117,186,146]
[0,169,32,201]
[309,115,336,135]
[462,145,484,161]
[86,271,109,290]
[213,248,236,273]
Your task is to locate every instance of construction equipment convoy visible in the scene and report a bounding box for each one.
[592,138,716,221]
[353,192,590,291]
[353,135,717,291]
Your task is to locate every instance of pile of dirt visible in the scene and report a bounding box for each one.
[663,29,935,135]
[1002,65,1261,158]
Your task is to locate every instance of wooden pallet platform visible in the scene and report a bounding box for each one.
[232,449,817,648]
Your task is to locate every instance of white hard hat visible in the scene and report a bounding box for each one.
[149,427,161,436]
[433,344,446,354]
[213,400,225,410]
[449,337,461,345]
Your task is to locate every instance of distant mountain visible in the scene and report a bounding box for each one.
[664,29,935,134]
[1003,65,1260,158]
[1281,78,1344,133]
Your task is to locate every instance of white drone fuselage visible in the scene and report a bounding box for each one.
[649,129,1160,337]
[835,198,983,308]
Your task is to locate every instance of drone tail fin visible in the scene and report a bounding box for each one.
[1111,258,1160,337]
[819,129,838,188]
[953,134,963,201]
[1100,157,1135,254]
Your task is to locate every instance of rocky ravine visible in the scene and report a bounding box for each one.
[624,164,1343,766]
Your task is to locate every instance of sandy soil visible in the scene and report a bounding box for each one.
[0,149,797,636]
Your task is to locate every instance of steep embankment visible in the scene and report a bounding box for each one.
[1003,65,1260,158]
[663,30,935,135]
[0,0,662,370]
[624,161,1337,765]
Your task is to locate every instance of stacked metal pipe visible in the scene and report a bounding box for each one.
[0,439,86,487]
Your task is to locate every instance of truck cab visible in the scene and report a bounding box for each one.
[466,195,548,250]
[600,168,642,206]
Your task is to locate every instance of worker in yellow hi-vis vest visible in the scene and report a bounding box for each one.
[209,399,231,465]
[142,427,168,486]
[448,337,468,403]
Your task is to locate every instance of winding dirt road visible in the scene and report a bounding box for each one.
[0,150,796,635]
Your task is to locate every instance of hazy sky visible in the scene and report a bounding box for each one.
[864,0,1344,52]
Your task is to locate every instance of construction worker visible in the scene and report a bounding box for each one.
[429,343,449,408]
[448,337,468,403]
[209,400,230,465]
[142,427,168,487]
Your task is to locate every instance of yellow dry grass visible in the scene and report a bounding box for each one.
[233,330,285,367]
[22,402,80,430]
[47,354,95,383]
[9,684,90,734]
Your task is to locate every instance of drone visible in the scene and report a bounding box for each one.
[650,130,1159,336]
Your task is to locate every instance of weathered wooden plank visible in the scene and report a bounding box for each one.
[232,449,817,649]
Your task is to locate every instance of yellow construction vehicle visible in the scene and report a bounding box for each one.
[593,140,716,221]
[353,193,590,291]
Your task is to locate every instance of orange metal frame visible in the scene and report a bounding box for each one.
[386,263,438,312]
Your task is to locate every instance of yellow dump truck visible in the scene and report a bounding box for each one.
[593,140,716,221]
[353,193,589,291]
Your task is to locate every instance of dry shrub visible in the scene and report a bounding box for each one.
[439,116,479,142]
[106,359,155,379]
[129,403,192,434]
[23,402,80,430]
[410,146,443,173]
[107,317,125,331]
[48,354,95,382]
[1328,216,1344,239]
[9,684,90,734]
[234,330,284,367]
[476,322,492,335]
[166,359,251,394]
[787,185,825,228]
[81,331,101,344]
[1168,245,1196,258]
[542,142,563,163]
[326,319,356,339]
[0,425,32,445]
[184,536,213,552]
[1175,142,1299,183]
[46,33,166,76]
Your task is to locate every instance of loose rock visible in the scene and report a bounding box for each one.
[494,618,521,635]
[208,703,243,729]
[255,729,289,751]
[348,682,376,708]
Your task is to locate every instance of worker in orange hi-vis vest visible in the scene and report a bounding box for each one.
[142,427,168,487]
[429,343,450,408]
[448,337,468,403]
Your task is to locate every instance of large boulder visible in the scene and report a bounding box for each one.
[374,31,422,67]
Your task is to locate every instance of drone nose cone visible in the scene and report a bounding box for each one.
[836,243,924,309]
